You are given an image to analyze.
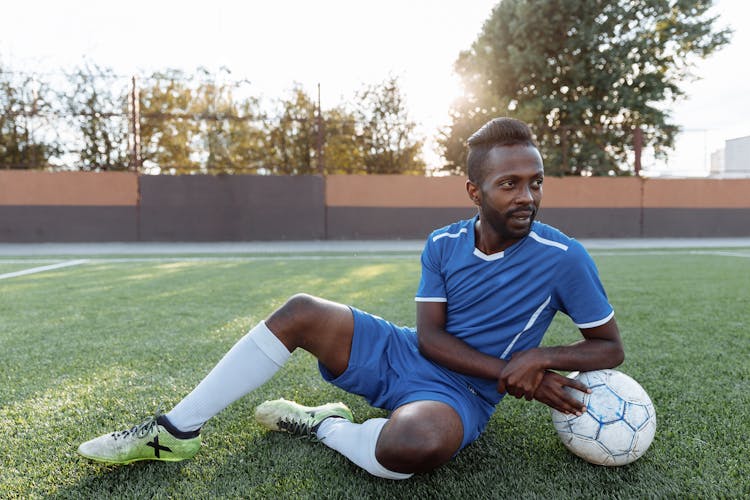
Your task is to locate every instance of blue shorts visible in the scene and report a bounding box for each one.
[318,307,496,450]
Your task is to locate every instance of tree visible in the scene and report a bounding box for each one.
[441,0,731,176]
[138,69,200,174]
[64,63,130,171]
[266,94,361,175]
[0,67,59,169]
[355,76,425,174]
[322,105,363,174]
[264,84,320,175]
[192,68,266,175]
[139,68,267,175]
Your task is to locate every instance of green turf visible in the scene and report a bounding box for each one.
[1,248,748,498]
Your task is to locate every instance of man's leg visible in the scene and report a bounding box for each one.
[78,293,355,464]
[315,400,463,478]
[255,298,465,478]
[166,293,354,431]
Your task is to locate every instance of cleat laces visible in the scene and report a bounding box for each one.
[111,415,159,441]
[276,415,319,440]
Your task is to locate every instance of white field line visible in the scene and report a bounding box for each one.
[0,253,419,266]
[0,259,73,264]
[102,255,418,263]
[590,250,750,258]
[689,250,750,259]
[0,259,89,280]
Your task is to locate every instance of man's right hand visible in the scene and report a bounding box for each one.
[533,371,590,416]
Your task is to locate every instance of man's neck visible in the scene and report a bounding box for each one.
[474,218,521,255]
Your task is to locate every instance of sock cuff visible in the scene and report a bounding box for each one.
[157,414,200,439]
[248,321,291,367]
[366,419,414,480]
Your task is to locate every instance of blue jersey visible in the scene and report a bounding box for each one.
[415,215,614,403]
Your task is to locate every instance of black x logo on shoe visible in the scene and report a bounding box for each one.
[146,436,173,458]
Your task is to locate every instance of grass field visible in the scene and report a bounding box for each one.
[1,245,749,498]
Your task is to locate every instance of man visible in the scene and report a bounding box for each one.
[78,117,624,479]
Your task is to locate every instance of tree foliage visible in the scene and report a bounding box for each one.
[355,76,425,174]
[139,68,267,174]
[139,69,200,173]
[441,0,731,176]
[64,64,130,171]
[322,105,362,174]
[264,84,319,175]
[193,69,266,174]
[0,67,59,169]
[1,64,425,175]
[262,77,424,175]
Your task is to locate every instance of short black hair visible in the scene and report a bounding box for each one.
[466,117,537,183]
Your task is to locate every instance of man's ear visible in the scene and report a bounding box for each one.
[466,179,481,206]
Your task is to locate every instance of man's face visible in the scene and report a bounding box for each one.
[468,144,544,242]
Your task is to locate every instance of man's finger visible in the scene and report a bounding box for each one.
[564,377,591,394]
[559,390,587,414]
[497,379,506,394]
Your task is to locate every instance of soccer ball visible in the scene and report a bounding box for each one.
[550,369,656,466]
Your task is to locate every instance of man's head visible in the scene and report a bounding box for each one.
[465,118,544,247]
[466,117,538,185]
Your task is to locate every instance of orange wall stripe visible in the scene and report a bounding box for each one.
[0,171,138,206]
[643,179,750,208]
[326,175,472,208]
[541,177,642,208]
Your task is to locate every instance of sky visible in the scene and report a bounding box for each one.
[1,0,748,176]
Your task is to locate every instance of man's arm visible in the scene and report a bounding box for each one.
[416,301,504,379]
[498,317,625,401]
[417,301,592,414]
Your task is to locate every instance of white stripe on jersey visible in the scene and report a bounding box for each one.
[432,227,468,242]
[500,295,552,359]
[575,309,615,329]
[414,297,448,302]
[529,231,569,251]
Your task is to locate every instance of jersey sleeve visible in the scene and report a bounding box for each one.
[415,237,447,302]
[554,241,614,328]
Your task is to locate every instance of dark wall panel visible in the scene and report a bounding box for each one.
[0,206,138,242]
[139,176,325,241]
[642,208,750,237]
[326,207,478,240]
[537,208,643,238]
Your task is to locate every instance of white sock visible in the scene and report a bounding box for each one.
[315,417,413,480]
[165,321,290,432]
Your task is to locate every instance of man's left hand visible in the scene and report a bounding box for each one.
[497,349,546,400]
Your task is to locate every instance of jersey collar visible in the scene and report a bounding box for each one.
[471,214,533,262]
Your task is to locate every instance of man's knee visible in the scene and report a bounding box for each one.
[266,294,353,366]
[375,402,463,474]
[274,293,341,332]
[278,293,322,325]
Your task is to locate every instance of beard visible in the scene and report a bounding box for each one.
[481,203,538,241]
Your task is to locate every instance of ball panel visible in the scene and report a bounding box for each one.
[624,402,651,430]
[567,412,601,440]
[606,370,654,405]
[598,420,636,455]
[563,435,612,465]
[631,417,657,454]
[586,386,625,424]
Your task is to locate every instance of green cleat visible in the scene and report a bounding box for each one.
[255,398,354,439]
[77,414,201,465]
